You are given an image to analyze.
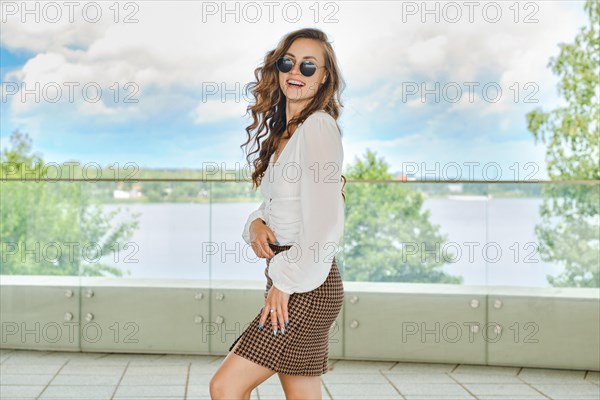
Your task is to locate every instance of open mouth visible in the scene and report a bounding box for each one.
[286,79,305,88]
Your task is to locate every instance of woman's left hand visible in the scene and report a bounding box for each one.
[259,286,290,335]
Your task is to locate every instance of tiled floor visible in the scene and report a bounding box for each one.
[0,349,598,399]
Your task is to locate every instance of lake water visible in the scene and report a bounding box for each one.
[96,198,567,288]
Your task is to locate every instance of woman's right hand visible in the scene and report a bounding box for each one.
[249,218,276,259]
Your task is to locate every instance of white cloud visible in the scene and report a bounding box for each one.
[0,0,588,172]
[191,99,249,125]
[2,1,588,117]
[405,35,448,74]
[343,133,549,180]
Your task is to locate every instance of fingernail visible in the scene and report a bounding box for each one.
[281,326,285,334]
[284,321,289,327]
[259,307,263,313]
[273,329,277,336]
[258,323,262,330]
[274,241,280,244]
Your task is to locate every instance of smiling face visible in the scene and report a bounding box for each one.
[278,38,328,104]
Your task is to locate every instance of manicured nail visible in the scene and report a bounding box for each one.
[274,241,280,244]
[284,321,289,327]
[258,323,262,330]
[273,329,277,336]
[281,326,285,334]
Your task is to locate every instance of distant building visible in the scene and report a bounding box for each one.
[447,183,463,192]
[113,186,143,199]
[395,174,417,181]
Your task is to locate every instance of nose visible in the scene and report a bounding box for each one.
[289,61,302,76]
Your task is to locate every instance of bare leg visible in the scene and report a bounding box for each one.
[209,343,276,399]
[278,373,322,400]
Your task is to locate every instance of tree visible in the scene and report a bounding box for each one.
[0,130,140,277]
[340,149,461,284]
[526,0,599,287]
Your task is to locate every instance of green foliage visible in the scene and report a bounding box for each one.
[340,149,462,284]
[526,0,600,287]
[527,0,599,181]
[0,130,140,277]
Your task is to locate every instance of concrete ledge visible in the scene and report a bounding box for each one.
[1,276,598,371]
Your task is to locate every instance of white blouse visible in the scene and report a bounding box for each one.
[241,110,345,294]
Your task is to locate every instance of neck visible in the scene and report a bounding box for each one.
[285,99,310,127]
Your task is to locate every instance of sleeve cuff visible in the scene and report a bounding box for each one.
[241,209,265,245]
[267,251,298,295]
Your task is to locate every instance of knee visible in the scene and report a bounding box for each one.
[209,376,228,399]
[209,375,250,400]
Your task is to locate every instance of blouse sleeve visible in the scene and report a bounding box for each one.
[241,200,267,245]
[267,114,345,294]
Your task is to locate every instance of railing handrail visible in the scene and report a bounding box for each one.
[2,178,599,184]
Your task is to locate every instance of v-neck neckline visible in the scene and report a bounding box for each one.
[270,121,303,166]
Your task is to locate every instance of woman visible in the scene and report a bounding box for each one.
[210,28,347,400]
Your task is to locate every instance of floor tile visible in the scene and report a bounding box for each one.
[0,364,64,374]
[453,364,520,375]
[533,382,600,398]
[519,367,587,383]
[186,384,211,399]
[0,385,46,398]
[124,365,188,375]
[388,362,457,374]
[462,383,547,397]
[51,373,123,385]
[38,385,115,399]
[384,372,456,384]
[586,371,600,385]
[119,374,187,385]
[0,373,54,385]
[257,383,286,397]
[58,364,126,375]
[113,385,185,398]
[1,349,596,400]
[329,359,397,373]
[322,371,390,384]
[404,396,475,400]
[41,352,108,362]
[143,354,217,365]
[325,382,401,397]
[393,382,474,396]
[476,397,547,400]
[62,357,129,366]
[449,372,525,383]
[99,353,166,363]
[186,372,213,385]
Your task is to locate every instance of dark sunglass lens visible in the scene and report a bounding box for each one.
[277,57,293,73]
[300,61,317,77]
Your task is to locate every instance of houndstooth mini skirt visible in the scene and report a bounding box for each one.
[229,242,344,376]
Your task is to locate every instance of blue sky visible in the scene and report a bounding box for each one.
[0,1,590,180]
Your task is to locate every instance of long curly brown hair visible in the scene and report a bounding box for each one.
[240,28,347,202]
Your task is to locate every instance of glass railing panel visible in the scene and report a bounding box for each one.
[486,181,599,289]
[1,179,83,349]
[1,179,83,279]
[338,180,489,285]
[3,179,597,291]
[77,179,212,281]
[209,180,266,284]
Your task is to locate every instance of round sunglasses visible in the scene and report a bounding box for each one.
[276,57,324,77]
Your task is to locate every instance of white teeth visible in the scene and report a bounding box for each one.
[287,80,305,87]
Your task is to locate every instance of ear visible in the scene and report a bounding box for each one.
[321,74,328,85]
